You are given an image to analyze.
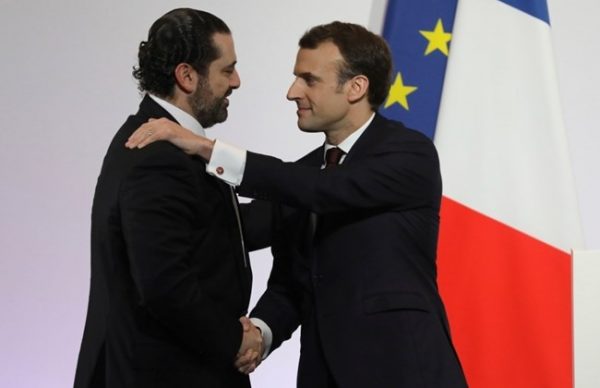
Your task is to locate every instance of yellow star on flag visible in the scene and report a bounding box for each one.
[384,72,417,111]
[419,18,452,56]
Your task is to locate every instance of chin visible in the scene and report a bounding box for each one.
[298,126,321,133]
[211,109,228,126]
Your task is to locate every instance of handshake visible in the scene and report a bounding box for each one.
[235,316,264,374]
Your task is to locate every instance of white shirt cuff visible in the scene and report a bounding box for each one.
[249,317,273,359]
[206,140,247,186]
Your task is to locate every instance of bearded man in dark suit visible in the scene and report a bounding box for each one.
[74,8,263,388]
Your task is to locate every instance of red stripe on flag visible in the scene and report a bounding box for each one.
[438,196,572,388]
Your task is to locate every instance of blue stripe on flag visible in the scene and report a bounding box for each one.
[379,0,458,139]
[498,0,550,24]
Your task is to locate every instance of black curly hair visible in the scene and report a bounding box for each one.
[299,21,392,110]
[132,8,230,98]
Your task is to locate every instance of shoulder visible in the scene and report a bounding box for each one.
[109,98,193,169]
[375,114,432,143]
[101,123,200,192]
[360,114,436,157]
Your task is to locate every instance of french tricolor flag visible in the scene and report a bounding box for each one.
[381,0,584,386]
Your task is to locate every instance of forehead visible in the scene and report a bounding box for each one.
[211,32,236,64]
[294,41,343,74]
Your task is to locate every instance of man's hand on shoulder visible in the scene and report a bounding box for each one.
[125,117,215,160]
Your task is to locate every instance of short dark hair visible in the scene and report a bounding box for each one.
[299,21,392,110]
[132,8,230,98]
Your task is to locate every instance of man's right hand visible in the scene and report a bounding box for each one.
[235,316,263,374]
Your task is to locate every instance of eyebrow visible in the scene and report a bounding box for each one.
[296,72,322,82]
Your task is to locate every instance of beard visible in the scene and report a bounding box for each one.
[188,78,230,128]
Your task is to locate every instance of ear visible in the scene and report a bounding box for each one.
[173,63,198,94]
[347,75,369,103]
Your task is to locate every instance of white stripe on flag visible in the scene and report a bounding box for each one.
[434,0,583,252]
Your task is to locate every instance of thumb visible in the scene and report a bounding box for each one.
[239,316,252,332]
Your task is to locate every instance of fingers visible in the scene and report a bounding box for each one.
[125,118,170,149]
[132,132,153,149]
[239,361,257,375]
[235,348,260,374]
[125,121,156,149]
[235,348,257,368]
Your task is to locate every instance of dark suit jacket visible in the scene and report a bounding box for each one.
[74,95,252,388]
[243,114,467,387]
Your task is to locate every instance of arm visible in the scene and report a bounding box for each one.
[125,118,441,214]
[238,136,441,214]
[249,206,302,352]
[250,273,301,354]
[239,200,274,252]
[234,205,300,373]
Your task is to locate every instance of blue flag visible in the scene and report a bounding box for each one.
[379,0,458,140]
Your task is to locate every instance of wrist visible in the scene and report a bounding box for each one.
[194,137,214,160]
[200,138,215,160]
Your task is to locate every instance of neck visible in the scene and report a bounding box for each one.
[164,92,193,117]
[325,107,373,145]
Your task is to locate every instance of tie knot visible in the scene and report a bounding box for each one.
[325,147,345,168]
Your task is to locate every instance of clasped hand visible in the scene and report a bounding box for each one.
[236,316,263,374]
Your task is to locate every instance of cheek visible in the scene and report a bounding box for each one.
[210,77,229,94]
[306,91,322,106]
[312,92,336,110]
[219,80,230,93]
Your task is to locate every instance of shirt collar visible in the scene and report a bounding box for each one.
[323,113,375,163]
[148,94,206,137]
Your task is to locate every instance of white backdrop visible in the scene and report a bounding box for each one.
[0,1,597,387]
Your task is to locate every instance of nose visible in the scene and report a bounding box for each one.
[230,69,241,89]
[286,78,301,101]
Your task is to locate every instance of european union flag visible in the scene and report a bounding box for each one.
[379,0,458,140]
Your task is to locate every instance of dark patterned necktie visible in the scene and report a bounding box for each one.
[325,147,345,168]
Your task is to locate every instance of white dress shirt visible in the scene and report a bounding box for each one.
[148,94,206,137]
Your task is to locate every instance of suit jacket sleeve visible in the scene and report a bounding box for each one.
[249,206,302,352]
[239,199,273,252]
[237,130,441,214]
[120,145,242,362]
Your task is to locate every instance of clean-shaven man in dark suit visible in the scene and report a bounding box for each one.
[74,9,264,388]
[127,21,467,388]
